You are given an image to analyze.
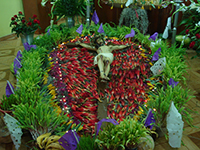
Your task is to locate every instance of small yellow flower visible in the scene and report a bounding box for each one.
[134,115,139,121]
[141,53,147,58]
[67,120,73,126]
[47,68,51,72]
[158,6,160,9]
[71,123,76,129]
[48,57,52,61]
[139,106,143,112]
[141,6,144,9]
[78,126,83,131]
[137,111,143,115]
[48,84,55,90]
[111,6,113,9]
[49,90,56,96]
[147,82,154,90]
[149,62,153,66]
[43,74,48,85]
[121,4,123,8]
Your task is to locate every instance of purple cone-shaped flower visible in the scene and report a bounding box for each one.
[6,80,15,97]
[169,78,179,88]
[96,118,119,135]
[47,28,50,36]
[144,109,155,130]
[76,24,83,34]
[125,29,135,38]
[98,23,105,34]
[16,50,22,61]
[23,42,37,51]
[92,10,99,25]
[14,57,22,74]
[152,47,161,61]
[58,130,80,150]
[149,32,158,41]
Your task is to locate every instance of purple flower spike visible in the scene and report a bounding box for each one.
[14,57,22,74]
[169,78,179,88]
[149,32,158,41]
[125,29,135,38]
[76,24,83,34]
[98,23,105,34]
[16,50,22,61]
[92,10,99,25]
[6,80,15,97]
[23,42,37,51]
[47,28,50,36]
[152,47,161,61]
[96,118,119,135]
[144,109,155,130]
[58,130,80,150]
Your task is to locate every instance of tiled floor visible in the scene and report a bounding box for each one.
[0,34,200,149]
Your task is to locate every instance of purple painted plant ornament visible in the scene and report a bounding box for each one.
[23,42,37,51]
[125,29,135,38]
[47,28,50,36]
[96,118,119,135]
[169,78,179,88]
[152,47,161,61]
[92,10,99,25]
[144,109,155,130]
[58,130,80,150]
[98,23,105,34]
[14,57,22,75]
[6,80,15,97]
[76,24,83,35]
[16,50,22,61]
[149,32,158,41]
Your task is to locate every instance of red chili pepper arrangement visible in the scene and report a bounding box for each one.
[48,35,152,134]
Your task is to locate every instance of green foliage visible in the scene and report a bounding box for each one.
[147,85,194,128]
[70,23,132,41]
[148,39,187,83]
[34,24,70,50]
[0,94,17,111]
[12,96,70,140]
[53,0,87,20]
[76,135,98,150]
[119,7,149,34]
[95,117,149,150]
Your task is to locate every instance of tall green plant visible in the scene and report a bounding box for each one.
[12,96,70,140]
[95,117,149,150]
[147,85,194,128]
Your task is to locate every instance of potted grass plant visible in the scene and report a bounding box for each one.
[146,84,194,137]
[95,117,153,150]
[0,94,17,114]
[76,135,99,150]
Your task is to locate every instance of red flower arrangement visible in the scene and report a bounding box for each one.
[10,11,40,37]
[48,36,152,134]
